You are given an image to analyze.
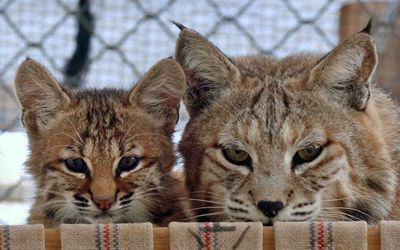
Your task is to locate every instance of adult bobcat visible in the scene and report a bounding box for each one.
[176,22,400,225]
[15,58,188,227]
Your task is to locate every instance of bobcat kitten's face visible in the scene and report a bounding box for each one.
[177,24,399,224]
[15,59,186,227]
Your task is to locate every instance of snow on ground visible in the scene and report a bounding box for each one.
[0,202,31,225]
[0,132,29,185]
[0,131,31,225]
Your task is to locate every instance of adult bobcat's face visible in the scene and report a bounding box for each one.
[15,59,185,226]
[177,24,398,224]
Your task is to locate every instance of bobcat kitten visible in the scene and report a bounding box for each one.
[176,23,400,224]
[15,58,188,227]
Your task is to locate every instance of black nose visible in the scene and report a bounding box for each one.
[257,200,284,217]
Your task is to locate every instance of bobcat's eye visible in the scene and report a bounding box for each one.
[222,148,252,168]
[64,158,89,175]
[292,145,322,167]
[117,156,140,176]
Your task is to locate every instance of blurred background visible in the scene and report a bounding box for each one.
[0,0,399,224]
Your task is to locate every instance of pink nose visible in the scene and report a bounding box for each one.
[94,198,115,210]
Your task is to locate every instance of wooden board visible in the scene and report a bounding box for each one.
[44,226,380,250]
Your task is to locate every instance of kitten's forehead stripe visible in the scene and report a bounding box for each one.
[79,90,123,138]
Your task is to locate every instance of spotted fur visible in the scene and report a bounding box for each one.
[176,25,400,224]
[15,58,189,227]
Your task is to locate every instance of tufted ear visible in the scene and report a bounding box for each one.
[175,25,240,117]
[129,58,186,135]
[307,22,377,110]
[15,59,70,134]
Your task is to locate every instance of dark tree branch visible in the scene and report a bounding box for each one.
[63,0,94,88]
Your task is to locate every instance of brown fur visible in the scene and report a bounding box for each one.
[176,26,400,224]
[15,58,190,227]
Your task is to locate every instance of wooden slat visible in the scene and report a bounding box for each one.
[154,227,169,250]
[263,227,274,250]
[369,226,380,250]
[44,226,380,250]
[45,228,60,250]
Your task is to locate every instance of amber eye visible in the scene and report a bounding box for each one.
[292,145,323,167]
[117,156,140,176]
[64,158,89,175]
[222,148,252,168]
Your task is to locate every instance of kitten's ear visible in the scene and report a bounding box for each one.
[307,25,377,110]
[175,27,240,116]
[129,58,186,135]
[15,59,70,133]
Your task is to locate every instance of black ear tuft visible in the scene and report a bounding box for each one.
[171,20,186,30]
[361,17,374,34]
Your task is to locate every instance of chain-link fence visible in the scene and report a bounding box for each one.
[1,0,399,130]
[0,0,399,224]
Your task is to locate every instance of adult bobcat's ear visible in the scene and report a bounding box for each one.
[15,59,70,134]
[307,23,377,110]
[129,58,186,135]
[175,27,240,116]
